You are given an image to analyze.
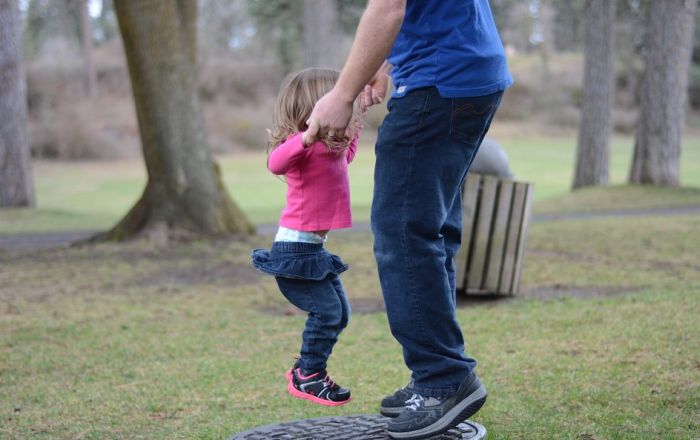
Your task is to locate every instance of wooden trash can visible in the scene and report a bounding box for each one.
[455,173,534,296]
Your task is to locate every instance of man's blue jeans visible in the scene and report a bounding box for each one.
[371,87,503,398]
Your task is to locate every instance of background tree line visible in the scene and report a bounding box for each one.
[1,0,699,239]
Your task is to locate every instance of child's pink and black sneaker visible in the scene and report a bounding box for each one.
[285,365,351,406]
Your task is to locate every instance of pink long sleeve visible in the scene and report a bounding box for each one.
[346,133,360,164]
[271,130,360,231]
[267,133,311,175]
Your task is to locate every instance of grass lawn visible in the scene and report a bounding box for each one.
[1,132,699,438]
[1,208,699,438]
[1,132,699,234]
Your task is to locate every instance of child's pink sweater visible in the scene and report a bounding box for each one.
[268,132,358,232]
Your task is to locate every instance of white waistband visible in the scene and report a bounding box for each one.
[275,226,327,244]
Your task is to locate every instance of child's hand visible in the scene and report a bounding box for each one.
[302,131,314,147]
[302,130,348,151]
[361,61,392,112]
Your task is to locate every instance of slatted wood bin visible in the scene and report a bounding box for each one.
[455,173,534,296]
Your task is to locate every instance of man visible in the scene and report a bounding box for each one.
[305,1,512,438]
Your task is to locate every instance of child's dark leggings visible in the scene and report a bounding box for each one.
[276,273,350,373]
[251,241,351,373]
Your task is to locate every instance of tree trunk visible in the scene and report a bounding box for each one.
[78,0,97,97]
[0,0,35,207]
[104,0,254,241]
[302,0,339,68]
[629,0,698,186]
[552,0,582,51]
[572,0,615,189]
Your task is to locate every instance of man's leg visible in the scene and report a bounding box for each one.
[372,88,503,397]
[441,101,501,300]
[441,187,463,304]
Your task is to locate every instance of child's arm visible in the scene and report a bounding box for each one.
[267,133,312,175]
[346,119,364,164]
[346,133,360,164]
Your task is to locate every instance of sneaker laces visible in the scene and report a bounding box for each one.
[323,375,336,389]
[405,394,424,411]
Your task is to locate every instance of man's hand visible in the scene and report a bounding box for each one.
[303,62,393,146]
[303,88,355,146]
[361,61,392,112]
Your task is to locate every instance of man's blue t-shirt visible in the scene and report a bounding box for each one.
[388,0,513,98]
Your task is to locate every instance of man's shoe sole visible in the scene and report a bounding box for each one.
[380,406,404,418]
[386,383,487,440]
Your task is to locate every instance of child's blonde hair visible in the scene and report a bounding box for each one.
[268,68,361,153]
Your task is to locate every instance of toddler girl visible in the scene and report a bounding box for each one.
[251,68,362,406]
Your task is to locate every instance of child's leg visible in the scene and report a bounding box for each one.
[275,275,344,373]
[328,274,351,349]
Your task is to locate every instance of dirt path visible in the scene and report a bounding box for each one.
[0,230,97,251]
[1,205,699,252]
[530,205,700,222]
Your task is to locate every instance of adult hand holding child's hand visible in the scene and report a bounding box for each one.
[303,61,391,147]
[303,88,355,146]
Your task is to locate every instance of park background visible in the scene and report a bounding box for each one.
[1,0,699,439]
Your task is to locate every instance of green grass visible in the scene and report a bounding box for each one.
[535,185,700,215]
[1,133,699,234]
[0,160,146,234]
[508,134,700,199]
[1,213,699,439]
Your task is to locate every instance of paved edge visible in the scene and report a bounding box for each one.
[1,205,699,252]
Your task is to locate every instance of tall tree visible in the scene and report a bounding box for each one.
[0,0,35,207]
[614,0,647,111]
[24,0,73,56]
[104,0,253,240]
[302,0,339,68]
[691,5,700,110]
[248,0,359,72]
[551,0,584,51]
[77,0,97,97]
[630,0,698,186]
[247,0,302,73]
[573,0,616,189]
[60,0,98,96]
[96,0,119,43]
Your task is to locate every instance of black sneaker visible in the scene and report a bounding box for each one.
[386,372,487,439]
[380,382,415,417]
[285,366,351,407]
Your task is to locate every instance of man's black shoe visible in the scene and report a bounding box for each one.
[386,372,487,439]
[380,382,415,417]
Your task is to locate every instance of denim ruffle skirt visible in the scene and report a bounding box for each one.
[251,241,349,280]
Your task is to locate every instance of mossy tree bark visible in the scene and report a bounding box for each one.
[629,0,698,186]
[103,0,254,241]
